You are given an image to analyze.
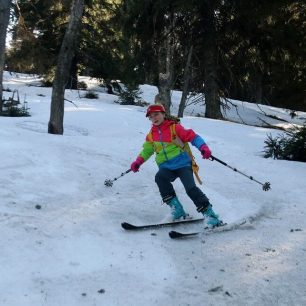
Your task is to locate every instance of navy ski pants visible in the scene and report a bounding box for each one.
[155,166,210,211]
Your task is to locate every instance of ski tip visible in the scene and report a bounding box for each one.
[169,230,199,239]
[121,222,138,230]
[169,231,182,239]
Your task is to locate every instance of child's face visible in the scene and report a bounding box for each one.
[148,112,165,126]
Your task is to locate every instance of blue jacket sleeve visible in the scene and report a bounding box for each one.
[191,134,206,150]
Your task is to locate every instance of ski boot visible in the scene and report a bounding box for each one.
[167,197,188,221]
[202,205,223,228]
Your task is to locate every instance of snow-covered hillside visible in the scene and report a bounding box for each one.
[1,72,306,306]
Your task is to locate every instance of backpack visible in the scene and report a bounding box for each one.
[147,123,202,185]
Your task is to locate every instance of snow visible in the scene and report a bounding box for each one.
[1,71,306,306]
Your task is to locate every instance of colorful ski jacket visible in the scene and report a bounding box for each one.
[139,120,206,170]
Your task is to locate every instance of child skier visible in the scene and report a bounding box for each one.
[130,104,223,228]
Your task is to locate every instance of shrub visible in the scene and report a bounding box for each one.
[1,90,30,117]
[77,81,87,90]
[41,68,55,87]
[116,84,143,105]
[1,103,30,117]
[83,90,98,99]
[264,125,306,162]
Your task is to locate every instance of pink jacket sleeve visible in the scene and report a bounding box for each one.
[175,124,196,142]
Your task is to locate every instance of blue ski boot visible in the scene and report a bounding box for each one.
[203,205,223,228]
[167,197,188,221]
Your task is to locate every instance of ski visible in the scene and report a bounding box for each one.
[121,218,204,231]
[169,219,249,239]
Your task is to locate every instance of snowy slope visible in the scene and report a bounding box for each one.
[1,72,306,306]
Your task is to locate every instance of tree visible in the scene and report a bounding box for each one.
[117,1,193,114]
[8,0,120,87]
[48,0,84,135]
[117,0,225,118]
[157,10,176,114]
[177,45,193,117]
[80,0,124,83]
[219,1,306,111]
[8,1,72,75]
[0,0,11,114]
[197,0,223,119]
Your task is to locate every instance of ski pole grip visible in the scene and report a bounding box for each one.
[211,155,227,166]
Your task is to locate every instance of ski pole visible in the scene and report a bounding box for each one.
[210,155,271,191]
[104,169,131,187]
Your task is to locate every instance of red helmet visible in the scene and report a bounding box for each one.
[146,104,166,117]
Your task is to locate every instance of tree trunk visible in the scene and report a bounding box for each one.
[48,0,84,134]
[0,0,11,114]
[158,72,172,114]
[201,1,223,119]
[66,55,78,89]
[157,22,175,115]
[178,45,193,118]
[204,46,223,119]
[254,72,263,104]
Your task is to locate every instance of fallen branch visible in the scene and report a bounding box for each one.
[64,98,78,108]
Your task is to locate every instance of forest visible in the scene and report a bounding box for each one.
[1,0,306,124]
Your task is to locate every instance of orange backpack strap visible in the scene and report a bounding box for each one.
[184,144,203,185]
[147,129,159,153]
[147,129,153,142]
[170,124,202,185]
[170,124,184,149]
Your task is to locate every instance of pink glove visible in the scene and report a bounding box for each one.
[200,144,211,159]
[130,156,145,172]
